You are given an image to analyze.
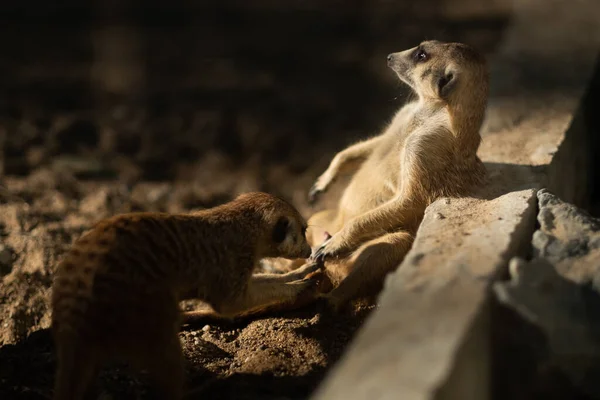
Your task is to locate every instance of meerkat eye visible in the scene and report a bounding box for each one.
[413,48,428,63]
[272,217,290,244]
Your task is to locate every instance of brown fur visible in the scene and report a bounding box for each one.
[51,192,318,400]
[303,40,489,310]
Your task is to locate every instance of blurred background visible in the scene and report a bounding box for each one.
[0,0,510,211]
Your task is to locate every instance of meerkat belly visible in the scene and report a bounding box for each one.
[90,273,178,337]
[338,156,398,222]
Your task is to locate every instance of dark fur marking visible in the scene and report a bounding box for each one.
[420,67,433,80]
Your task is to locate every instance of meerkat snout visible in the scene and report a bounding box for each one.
[386,50,413,87]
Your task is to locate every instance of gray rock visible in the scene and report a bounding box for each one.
[494,189,600,397]
[534,189,600,264]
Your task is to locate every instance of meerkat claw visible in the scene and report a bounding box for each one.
[311,239,331,263]
[303,261,323,275]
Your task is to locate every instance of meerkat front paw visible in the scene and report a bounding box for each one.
[287,275,323,305]
[311,232,351,262]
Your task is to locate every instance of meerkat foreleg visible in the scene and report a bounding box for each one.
[210,271,321,318]
[309,136,384,203]
[312,196,423,262]
[253,261,321,283]
[180,264,322,324]
[138,332,184,400]
[319,231,413,311]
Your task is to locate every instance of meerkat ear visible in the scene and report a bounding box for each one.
[272,217,289,243]
[437,67,457,99]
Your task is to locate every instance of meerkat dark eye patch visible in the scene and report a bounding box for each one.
[412,47,428,63]
[272,217,289,243]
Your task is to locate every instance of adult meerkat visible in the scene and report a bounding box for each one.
[307,40,489,310]
[51,192,319,400]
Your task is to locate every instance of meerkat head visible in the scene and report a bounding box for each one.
[267,212,312,259]
[233,192,312,260]
[386,40,488,104]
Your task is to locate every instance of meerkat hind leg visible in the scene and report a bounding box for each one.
[207,273,318,319]
[325,231,413,310]
[53,342,98,400]
[181,267,325,324]
[139,333,184,400]
[310,135,383,201]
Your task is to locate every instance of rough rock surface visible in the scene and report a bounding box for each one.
[494,189,600,398]
[313,190,538,400]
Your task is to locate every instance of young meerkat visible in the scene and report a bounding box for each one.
[305,40,489,310]
[51,192,319,400]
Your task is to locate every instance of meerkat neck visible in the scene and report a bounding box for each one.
[447,97,486,154]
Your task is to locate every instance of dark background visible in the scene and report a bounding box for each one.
[0,0,508,194]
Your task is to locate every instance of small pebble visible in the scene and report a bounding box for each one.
[202,325,211,332]
[193,338,199,345]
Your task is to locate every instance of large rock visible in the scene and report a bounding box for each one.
[312,190,538,400]
[495,189,600,397]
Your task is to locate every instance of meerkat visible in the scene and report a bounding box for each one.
[51,191,320,400]
[304,40,489,310]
